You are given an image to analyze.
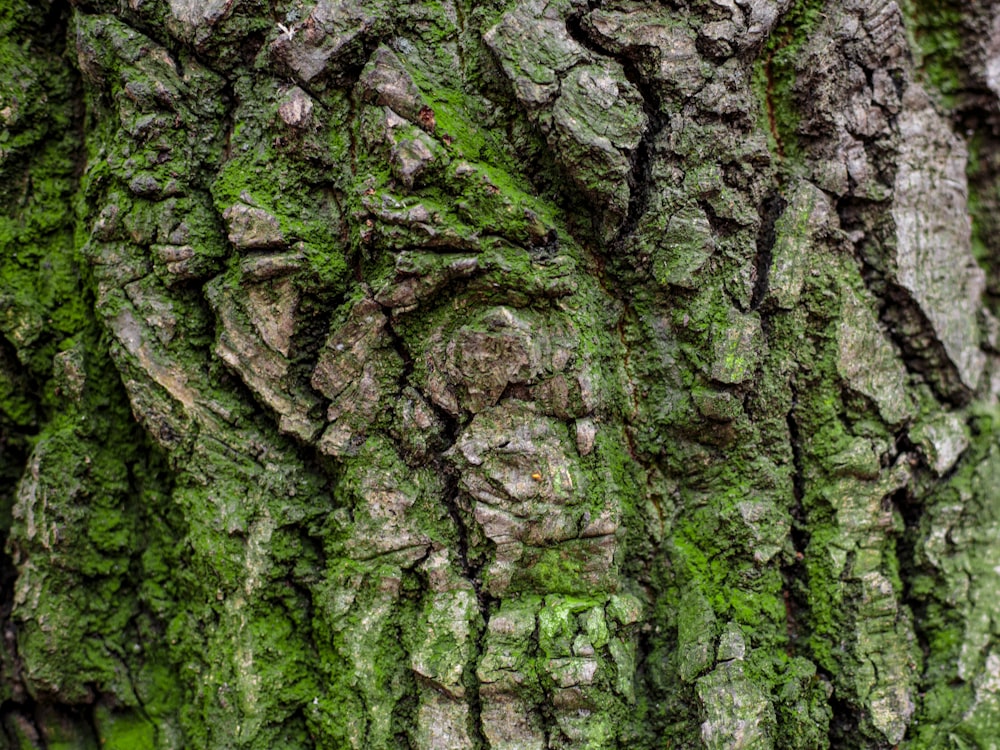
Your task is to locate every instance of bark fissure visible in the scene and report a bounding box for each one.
[751,190,787,311]
[564,9,669,247]
[380,294,497,748]
[855,233,974,407]
[782,382,808,653]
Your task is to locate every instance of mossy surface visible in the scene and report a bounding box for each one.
[900,0,966,107]
[3,0,1000,748]
[752,0,827,166]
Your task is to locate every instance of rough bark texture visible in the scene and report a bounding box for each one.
[4,0,1000,747]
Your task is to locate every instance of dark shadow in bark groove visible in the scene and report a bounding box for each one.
[751,190,788,311]
[836,195,974,407]
[826,689,864,750]
[376,297,496,749]
[564,8,669,248]
[782,382,810,654]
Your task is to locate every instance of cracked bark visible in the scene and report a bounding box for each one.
[5,0,1000,748]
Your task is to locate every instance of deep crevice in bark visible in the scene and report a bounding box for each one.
[0,338,39,617]
[837,195,974,407]
[564,8,669,249]
[826,681,864,749]
[440,465,495,750]
[751,189,787,311]
[379,299,495,749]
[782,381,809,654]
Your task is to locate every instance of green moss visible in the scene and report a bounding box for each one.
[901,411,1000,748]
[209,84,354,293]
[752,0,827,166]
[406,62,524,176]
[93,705,156,749]
[524,547,588,595]
[9,0,974,746]
[900,0,966,106]
[0,2,185,729]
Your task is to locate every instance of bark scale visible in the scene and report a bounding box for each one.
[2,0,1000,748]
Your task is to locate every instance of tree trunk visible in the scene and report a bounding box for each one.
[2,0,1000,747]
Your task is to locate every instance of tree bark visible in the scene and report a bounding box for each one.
[3,0,1000,747]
